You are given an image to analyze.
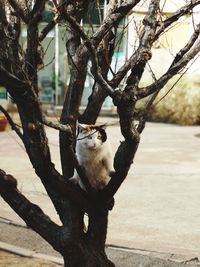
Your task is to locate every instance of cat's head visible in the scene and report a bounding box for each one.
[77,124,107,150]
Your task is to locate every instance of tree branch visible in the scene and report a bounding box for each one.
[0,105,24,141]
[124,0,159,91]
[64,13,115,97]
[100,88,140,202]
[39,20,57,42]
[0,169,61,251]
[170,22,200,68]
[8,0,29,23]
[101,126,140,201]
[41,115,73,133]
[137,91,159,134]
[28,0,46,25]
[36,164,96,215]
[109,53,136,88]
[137,40,200,99]
[0,168,95,256]
[92,0,141,46]
[0,65,29,89]
[155,0,200,40]
[110,0,159,90]
[39,0,70,42]
[28,0,46,18]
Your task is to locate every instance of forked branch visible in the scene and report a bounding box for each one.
[138,40,200,99]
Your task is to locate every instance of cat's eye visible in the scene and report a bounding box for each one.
[97,135,101,140]
[88,135,92,139]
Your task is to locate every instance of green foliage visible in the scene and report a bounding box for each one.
[138,76,200,125]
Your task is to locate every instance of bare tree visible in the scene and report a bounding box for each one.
[1,0,200,266]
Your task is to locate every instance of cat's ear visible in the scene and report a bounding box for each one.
[78,123,88,133]
[98,124,107,130]
[96,125,107,142]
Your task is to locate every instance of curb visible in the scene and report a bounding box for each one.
[0,241,64,265]
[0,218,63,265]
[107,245,200,265]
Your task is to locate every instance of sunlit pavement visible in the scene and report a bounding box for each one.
[1,118,200,259]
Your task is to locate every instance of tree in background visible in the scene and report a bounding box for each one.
[1,0,200,266]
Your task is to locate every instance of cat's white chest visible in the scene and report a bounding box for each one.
[76,142,113,189]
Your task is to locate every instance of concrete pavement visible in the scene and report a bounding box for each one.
[0,222,199,267]
[0,119,200,263]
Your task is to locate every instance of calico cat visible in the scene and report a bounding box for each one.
[70,124,114,190]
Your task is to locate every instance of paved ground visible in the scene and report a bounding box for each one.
[0,221,199,267]
[1,117,200,265]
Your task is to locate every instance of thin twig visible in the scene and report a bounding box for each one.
[92,0,141,46]
[41,116,73,133]
[155,0,200,41]
[39,20,57,42]
[138,38,200,99]
[0,105,24,141]
[155,54,200,106]
[137,91,159,134]
[170,22,200,68]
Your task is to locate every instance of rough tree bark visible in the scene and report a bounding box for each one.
[1,0,200,266]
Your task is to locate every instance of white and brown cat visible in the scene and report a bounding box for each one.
[70,124,114,190]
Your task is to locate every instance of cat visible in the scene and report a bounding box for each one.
[70,123,114,190]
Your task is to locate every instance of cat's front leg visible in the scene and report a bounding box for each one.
[69,171,86,191]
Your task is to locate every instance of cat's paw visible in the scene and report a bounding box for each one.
[69,176,79,185]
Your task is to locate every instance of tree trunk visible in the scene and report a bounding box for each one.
[61,210,115,266]
[63,248,115,267]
